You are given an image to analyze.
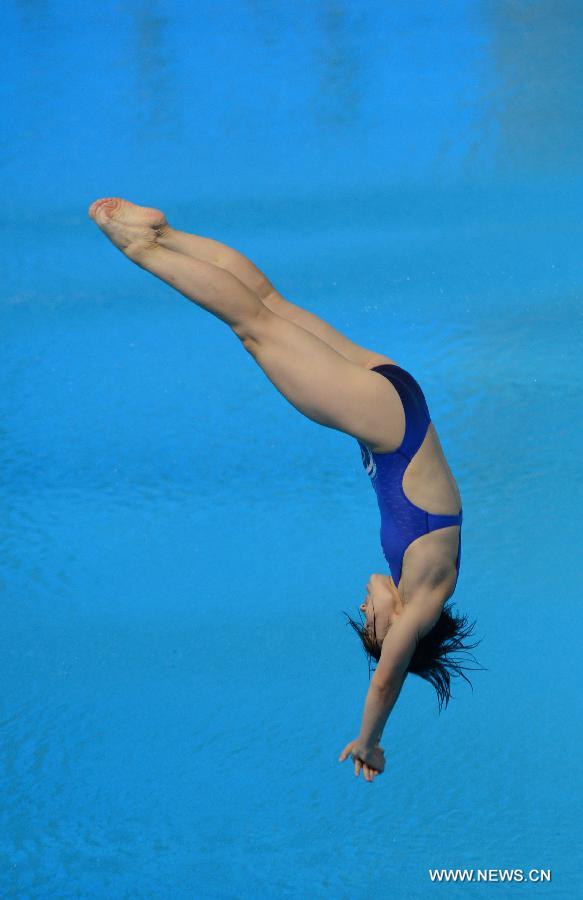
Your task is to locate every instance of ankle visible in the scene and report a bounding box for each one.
[153,222,173,247]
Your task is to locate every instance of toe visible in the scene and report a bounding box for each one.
[88,198,108,218]
[98,198,121,218]
[97,200,125,226]
[89,197,120,219]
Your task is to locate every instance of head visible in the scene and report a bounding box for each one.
[343,572,483,711]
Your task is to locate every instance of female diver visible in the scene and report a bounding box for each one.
[88,198,481,784]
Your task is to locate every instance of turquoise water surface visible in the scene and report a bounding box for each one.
[2,2,582,898]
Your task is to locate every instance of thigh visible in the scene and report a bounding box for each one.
[240,305,405,452]
[262,288,399,369]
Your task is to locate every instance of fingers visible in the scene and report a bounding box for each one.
[338,743,355,762]
[363,763,380,782]
[354,758,380,781]
[339,742,380,781]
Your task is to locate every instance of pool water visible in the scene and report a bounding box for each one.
[2,2,582,897]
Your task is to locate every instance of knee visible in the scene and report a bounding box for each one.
[232,303,271,349]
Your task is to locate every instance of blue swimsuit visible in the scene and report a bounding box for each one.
[358,364,463,588]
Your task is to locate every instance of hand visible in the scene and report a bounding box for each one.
[338,739,385,782]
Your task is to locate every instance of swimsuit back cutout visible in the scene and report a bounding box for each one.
[358,364,463,589]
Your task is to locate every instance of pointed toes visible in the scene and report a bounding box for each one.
[88,197,121,220]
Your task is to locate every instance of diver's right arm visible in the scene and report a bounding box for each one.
[338,621,415,779]
[340,594,445,780]
[358,601,440,745]
[357,671,407,749]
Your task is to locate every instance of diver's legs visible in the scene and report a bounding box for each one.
[158,226,276,301]
[88,198,404,447]
[89,197,262,329]
[158,223,396,368]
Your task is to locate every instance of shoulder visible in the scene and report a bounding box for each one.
[401,529,460,596]
[405,569,458,638]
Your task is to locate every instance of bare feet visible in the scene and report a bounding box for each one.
[88,197,168,259]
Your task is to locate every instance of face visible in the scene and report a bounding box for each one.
[359,573,404,645]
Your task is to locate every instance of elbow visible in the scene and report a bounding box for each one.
[371,671,400,693]
[372,664,407,693]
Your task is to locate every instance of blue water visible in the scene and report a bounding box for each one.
[2,1,582,897]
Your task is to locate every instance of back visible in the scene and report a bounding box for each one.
[358,364,462,591]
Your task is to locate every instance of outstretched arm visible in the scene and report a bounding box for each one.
[339,603,439,781]
[357,671,408,749]
[350,608,421,747]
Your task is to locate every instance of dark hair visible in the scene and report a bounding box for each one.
[343,600,485,712]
